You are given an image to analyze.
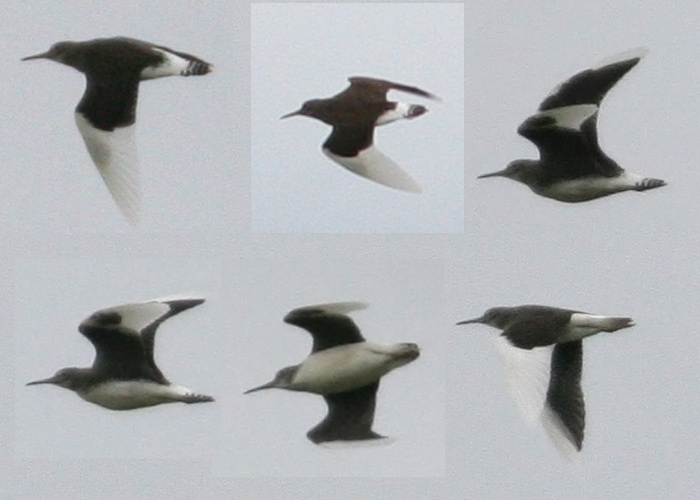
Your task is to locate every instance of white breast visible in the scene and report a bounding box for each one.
[539,172,644,202]
[293,342,416,394]
[80,381,193,410]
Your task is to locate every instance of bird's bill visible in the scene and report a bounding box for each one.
[477,170,507,179]
[280,109,303,119]
[243,380,277,394]
[26,375,58,386]
[456,316,484,325]
[21,52,51,61]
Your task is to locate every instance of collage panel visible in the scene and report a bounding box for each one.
[3,1,242,232]
[251,3,464,233]
[214,242,446,477]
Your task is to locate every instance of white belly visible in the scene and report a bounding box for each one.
[293,342,418,394]
[80,381,192,410]
[538,173,642,202]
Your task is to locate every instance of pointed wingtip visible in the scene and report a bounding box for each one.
[592,47,649,70]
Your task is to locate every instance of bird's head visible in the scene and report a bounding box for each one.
[26,367,84,390]
[478,160,538,185]
[22,41,80,66]
[244,365,300,394]
[456,307,512,330]
[280,99,325,120]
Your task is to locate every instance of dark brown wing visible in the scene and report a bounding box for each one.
[344,76,437,101]
[323,125,374,157]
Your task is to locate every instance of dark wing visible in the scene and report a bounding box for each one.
[545,341,585,451]
[343,76,437,101]
[78,307,157,381]
[78,297,204,382]
[538,48,647,111]
[117,37,213,71]
[75,37,166,130]
[307,382,384,444]
[503,306,574,349]
[517,105,623,178]
[323,125,374,157]
[284,302,367,353]
[530,49,646,177]
[138,298,205,377]
[77,74,141,130]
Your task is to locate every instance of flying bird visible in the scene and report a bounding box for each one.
[457,304,634,454]
[282,77,438,193]
[22,37,213,225]
[27,296,214,410]
[478,48,665,202]
[245,302,420,444]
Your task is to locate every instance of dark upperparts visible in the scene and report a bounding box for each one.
[284,306,366,353]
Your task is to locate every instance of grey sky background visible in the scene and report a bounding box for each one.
[251,3,464,233]
[6,0,700,499]
[452,1,700,498]
[1,0,245,232]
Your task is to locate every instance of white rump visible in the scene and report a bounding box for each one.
[375,102,411,126]
[141,48,193,79]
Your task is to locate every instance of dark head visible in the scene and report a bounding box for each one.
[280,99,326,120]
[26,367,86,391]
[456,307,514,330]
[477,160,540,185]
[22,41,81,66]
[244,365,300,394]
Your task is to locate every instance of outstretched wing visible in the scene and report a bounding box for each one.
[344,76,438,101]
[542,341,585,454]
[307,382,384,444]
[284,302,367,353]
[78,296,204,382]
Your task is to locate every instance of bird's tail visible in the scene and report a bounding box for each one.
[635,178,666,191]
[597,316,635,332]
[183,59,212,76]
[180,392,215,404]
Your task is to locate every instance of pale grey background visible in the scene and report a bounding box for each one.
[11,236,447,497]
[6,0,700,498]
[251,3,464,233]
[0,0,246,232]
[451,1,700,498]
